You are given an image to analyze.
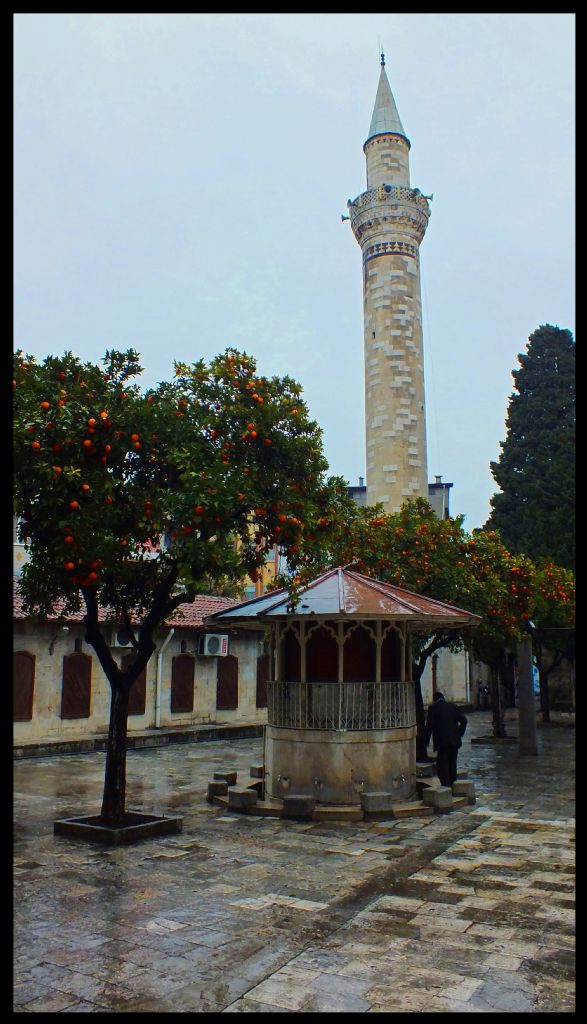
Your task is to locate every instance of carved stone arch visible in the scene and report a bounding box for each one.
[342,621,377,683]
[342,620,377,644]
[278,622,301,683]
[381,624,403,683]
[382,622,402,641]
[305,622,339,683]
[306,620,338,643]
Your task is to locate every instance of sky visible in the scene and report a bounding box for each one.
[14,12,575,531]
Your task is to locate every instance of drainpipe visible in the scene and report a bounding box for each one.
[155,629,175,728]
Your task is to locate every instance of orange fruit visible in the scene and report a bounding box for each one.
[31,441,41,450]
[64,535,74,544]
[40,401,51,410]
[130,433,139,441]
[82,439,92,448]
[194,505,204,515]
[53,466,63,475]
[81,484,90,492]
[88,418,97,427]
[69,500,79,509]
[64,561,75,571]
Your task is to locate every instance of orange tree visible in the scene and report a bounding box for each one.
[461,530,535,737]
[283,497,482,757]
[288,499,565,744]
[13,347,332,826]
[529,561,575,722]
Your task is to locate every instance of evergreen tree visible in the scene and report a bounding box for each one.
[486,324,575,569]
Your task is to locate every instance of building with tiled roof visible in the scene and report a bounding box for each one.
[13,575,267,754]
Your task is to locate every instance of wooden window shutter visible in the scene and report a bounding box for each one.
[14,651,35,722]
[171,654,195,713]
[61,653,92,719]
[256,652,269,708]
[216,654,238,710]
[121,653,147,716]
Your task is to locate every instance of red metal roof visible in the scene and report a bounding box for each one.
[12,576,239,628]
[206,567,481,629]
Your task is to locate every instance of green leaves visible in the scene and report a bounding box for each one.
[14,346,333,620]
[486,324,575,569]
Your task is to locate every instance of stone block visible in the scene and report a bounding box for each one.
[361,791,394,816]
[249,764,265,779]
[282,795,315,819]
[452,780,476,804]
[422,786,453,811]
[227,786,258,810]
[214,770,237,786]
[206,779,228,801]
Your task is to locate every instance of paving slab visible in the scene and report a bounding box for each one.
[14,709,574,1013]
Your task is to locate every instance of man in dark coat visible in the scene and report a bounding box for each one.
[425,691,468,788]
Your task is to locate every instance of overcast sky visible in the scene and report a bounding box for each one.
[14,12,575,531]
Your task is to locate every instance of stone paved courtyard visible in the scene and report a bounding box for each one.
[14,710,575,1013]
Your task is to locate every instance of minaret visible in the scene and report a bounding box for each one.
[348,54,431,511]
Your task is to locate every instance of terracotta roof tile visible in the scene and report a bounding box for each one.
[13,576,240,628]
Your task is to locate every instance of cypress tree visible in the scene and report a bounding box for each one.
[486,324,575,569]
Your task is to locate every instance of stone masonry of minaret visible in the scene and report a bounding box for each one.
[348,57,430,512]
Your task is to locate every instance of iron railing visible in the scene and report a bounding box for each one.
[267,680,415,732]
[349,186,430,213]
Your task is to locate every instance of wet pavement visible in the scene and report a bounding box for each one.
[14,710,575,1013]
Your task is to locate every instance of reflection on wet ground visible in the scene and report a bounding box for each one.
[14,710,574,1013]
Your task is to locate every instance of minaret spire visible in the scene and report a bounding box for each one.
[367,56,408,147]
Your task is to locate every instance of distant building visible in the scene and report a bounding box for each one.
[13,577,267,753]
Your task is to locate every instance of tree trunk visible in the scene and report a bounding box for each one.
[499,652,516,708]
[490,663,507,737]
[538,668,551,724]
[100,683,130,826]
[412,662,429,762]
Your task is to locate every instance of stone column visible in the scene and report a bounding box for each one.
[349,180,430,511]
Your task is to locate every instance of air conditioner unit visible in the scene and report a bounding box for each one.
[199,634,229,657]
[111,627,139,649]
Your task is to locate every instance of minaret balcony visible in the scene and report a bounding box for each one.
[349,184,430,214]
[349,185,430,249]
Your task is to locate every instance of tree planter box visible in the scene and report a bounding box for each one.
[53,812,183,845]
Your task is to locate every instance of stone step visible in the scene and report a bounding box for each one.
[245,798,284,816]
[391,800,434,819]
[213,770,238,786]
[312,805,364,822]
[451,795,469,810]
[227,786,258,810]
[416,761,437,778]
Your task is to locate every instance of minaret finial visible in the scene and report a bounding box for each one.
[380,49,385,67]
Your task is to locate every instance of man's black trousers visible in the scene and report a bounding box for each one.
[436,746,459,787]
